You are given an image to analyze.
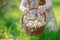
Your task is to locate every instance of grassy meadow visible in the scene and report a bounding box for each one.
[0,0,60,40]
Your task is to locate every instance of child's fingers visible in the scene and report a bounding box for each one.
[38,6,43,13]
[24,9,30,14]
[24,10,30,16]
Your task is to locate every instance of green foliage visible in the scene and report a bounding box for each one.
[0,0,60,40]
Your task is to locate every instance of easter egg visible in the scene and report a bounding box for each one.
[38,22,42,27]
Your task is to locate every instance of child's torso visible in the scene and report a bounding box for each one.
[28,0,45,9]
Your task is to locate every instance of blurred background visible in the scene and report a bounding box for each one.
[0,0,60,40]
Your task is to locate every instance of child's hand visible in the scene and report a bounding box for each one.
[23,8,30,16]
[23,8,30,14]
[38,6,44,14]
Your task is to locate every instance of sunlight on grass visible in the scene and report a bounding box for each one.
[53,7,60,25]
[0,0,60,40]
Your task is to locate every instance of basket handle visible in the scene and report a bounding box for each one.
[43,12,46,21]
[21,12,31,25]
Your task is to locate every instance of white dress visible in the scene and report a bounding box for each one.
[19,0,59,32]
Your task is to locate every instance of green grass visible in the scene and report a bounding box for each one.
[0,1,60,40]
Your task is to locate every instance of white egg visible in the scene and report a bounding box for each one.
[25,20,28,24]
[38,22,42,27]
[33,24,36,27]
[26,24,29,26]
[29,21,33,23]
[28,22,32,26]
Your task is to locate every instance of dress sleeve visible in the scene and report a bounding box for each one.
[19,0,28,12]
[42,0,52,11]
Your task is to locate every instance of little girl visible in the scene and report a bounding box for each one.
[19,0,58,32]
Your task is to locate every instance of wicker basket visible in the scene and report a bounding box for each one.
[21,9,46,36]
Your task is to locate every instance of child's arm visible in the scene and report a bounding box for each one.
[19,0,29,13]
[38,0,52,12]
[43,0,52,11]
